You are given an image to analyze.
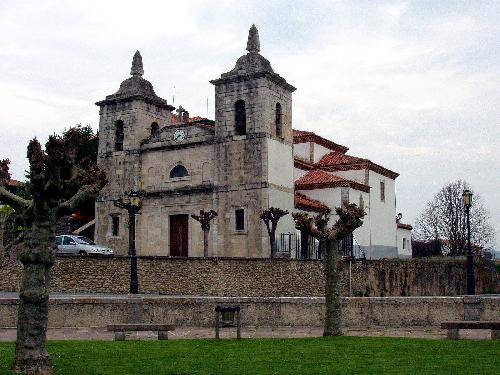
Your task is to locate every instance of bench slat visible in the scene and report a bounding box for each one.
[441,321,500,330]
[107,324,175,332]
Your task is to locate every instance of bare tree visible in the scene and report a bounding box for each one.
[293,203,365,336]
[0,133,105,374]
[414,180,495,256]
[260,207,289,258]
[191,210,217,257]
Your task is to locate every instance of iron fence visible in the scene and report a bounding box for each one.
[277,232,365,260]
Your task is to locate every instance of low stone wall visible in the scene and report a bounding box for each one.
[0,256,497,297]
[0,295,498,328]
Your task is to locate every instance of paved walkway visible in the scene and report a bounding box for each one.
[0,326,493,342]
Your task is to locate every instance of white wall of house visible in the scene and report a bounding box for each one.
[312,143,332,163]
[365,170,398,258]
[267,138,296,239]
[397,227,412,258]
[293,167,308,180]
[294,142,310,162]
[268,139,294,189]
[332,169,366,185]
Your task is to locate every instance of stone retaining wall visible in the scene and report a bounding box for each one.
[0,295,498,328]
[0,256,497,297]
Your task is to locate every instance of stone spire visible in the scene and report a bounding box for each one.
[246,24,260,53]
[130,50,144,77]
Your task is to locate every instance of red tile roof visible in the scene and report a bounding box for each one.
[295,170,370,192]
[316,151,399,180]
[293,129,349,154]
[294,158,314,171]
[295,192,330,213]
[170,115,215,129]
[397,223,413,230]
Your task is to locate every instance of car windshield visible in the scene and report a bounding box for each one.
[75,236,95,245]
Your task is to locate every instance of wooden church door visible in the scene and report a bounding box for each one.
[170,214,188,257]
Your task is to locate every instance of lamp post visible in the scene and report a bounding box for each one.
[462,189,475,295]
[114,191,142,294]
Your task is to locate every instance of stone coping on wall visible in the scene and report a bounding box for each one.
[1,294,498,305]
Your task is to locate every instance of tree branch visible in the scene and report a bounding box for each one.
[0,186,31,208]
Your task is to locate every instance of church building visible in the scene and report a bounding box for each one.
[94,25,412,259]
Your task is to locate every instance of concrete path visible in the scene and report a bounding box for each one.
[0,326,493,342]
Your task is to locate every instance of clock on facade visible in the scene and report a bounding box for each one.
[173,129,186,142]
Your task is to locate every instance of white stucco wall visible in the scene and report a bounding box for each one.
[365,170,397,258]
[312,143,332,163]
[268,139,294,188]
[293,142,310,162]
[397,227,412,258]
[331,169,366,185]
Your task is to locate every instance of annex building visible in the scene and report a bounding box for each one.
[95,25,412,259]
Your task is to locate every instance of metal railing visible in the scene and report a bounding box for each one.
[277,232,365,260]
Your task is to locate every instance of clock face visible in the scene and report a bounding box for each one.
[173,129,186,142]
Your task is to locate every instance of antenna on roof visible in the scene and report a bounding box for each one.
[172,85,175,105]
[206,96,209,118]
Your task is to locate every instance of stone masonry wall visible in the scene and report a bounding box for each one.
[0,295,498,328]
[0,256,497,296]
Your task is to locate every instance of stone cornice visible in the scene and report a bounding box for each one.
[210,71,296,92]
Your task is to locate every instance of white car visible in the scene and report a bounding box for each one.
[55,235,114,256]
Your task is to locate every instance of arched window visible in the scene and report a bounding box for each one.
[115,120,124,151]
[150,122,159,137]
[169,165,189,178]
[275,103,282,138]
[234,100,246,135]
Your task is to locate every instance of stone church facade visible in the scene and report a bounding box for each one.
[95,25,411,259]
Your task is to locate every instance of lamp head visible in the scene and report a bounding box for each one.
[462,189,473,207]
[129,191,141,209]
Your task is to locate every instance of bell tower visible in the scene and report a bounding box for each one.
[210,25,296,257]
[94,51,175,253]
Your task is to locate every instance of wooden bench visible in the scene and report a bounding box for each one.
[441,321,500,340]
[106,324,175,341]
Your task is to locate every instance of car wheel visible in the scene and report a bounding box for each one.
[78,250,87,256]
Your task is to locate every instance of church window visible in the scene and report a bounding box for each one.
[402,238,406,249]
[111,215,120,236]
[359,194,364,209]
[115,120,124,151]
[235,208,245,231]
[380,181,385,202]
[275,103,282,138]
[169,164,189,178]
[234,100,246,135]
[150,122,159,137]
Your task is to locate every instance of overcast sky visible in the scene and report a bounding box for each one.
[1,0,498,248]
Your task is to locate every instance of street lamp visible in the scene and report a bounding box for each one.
[462,189,475,295]
[114,191,142,294]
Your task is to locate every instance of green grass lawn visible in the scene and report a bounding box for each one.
[0,336,498,374]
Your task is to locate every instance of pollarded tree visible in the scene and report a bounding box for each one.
[293,203,365,336]
[0,204,15,258]
[260,207,289,258]
[191,210,218,257]
[414,180,495,256]
[0,135,106,374]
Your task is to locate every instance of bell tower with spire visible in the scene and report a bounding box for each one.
[95,51,175,251]
[210,25,296,257]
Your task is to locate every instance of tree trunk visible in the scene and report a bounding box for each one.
[12,220,54,373]
[269,229,277,258]
[323,238,342,336]
[203,228,209,257]
[0,221,4,258]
